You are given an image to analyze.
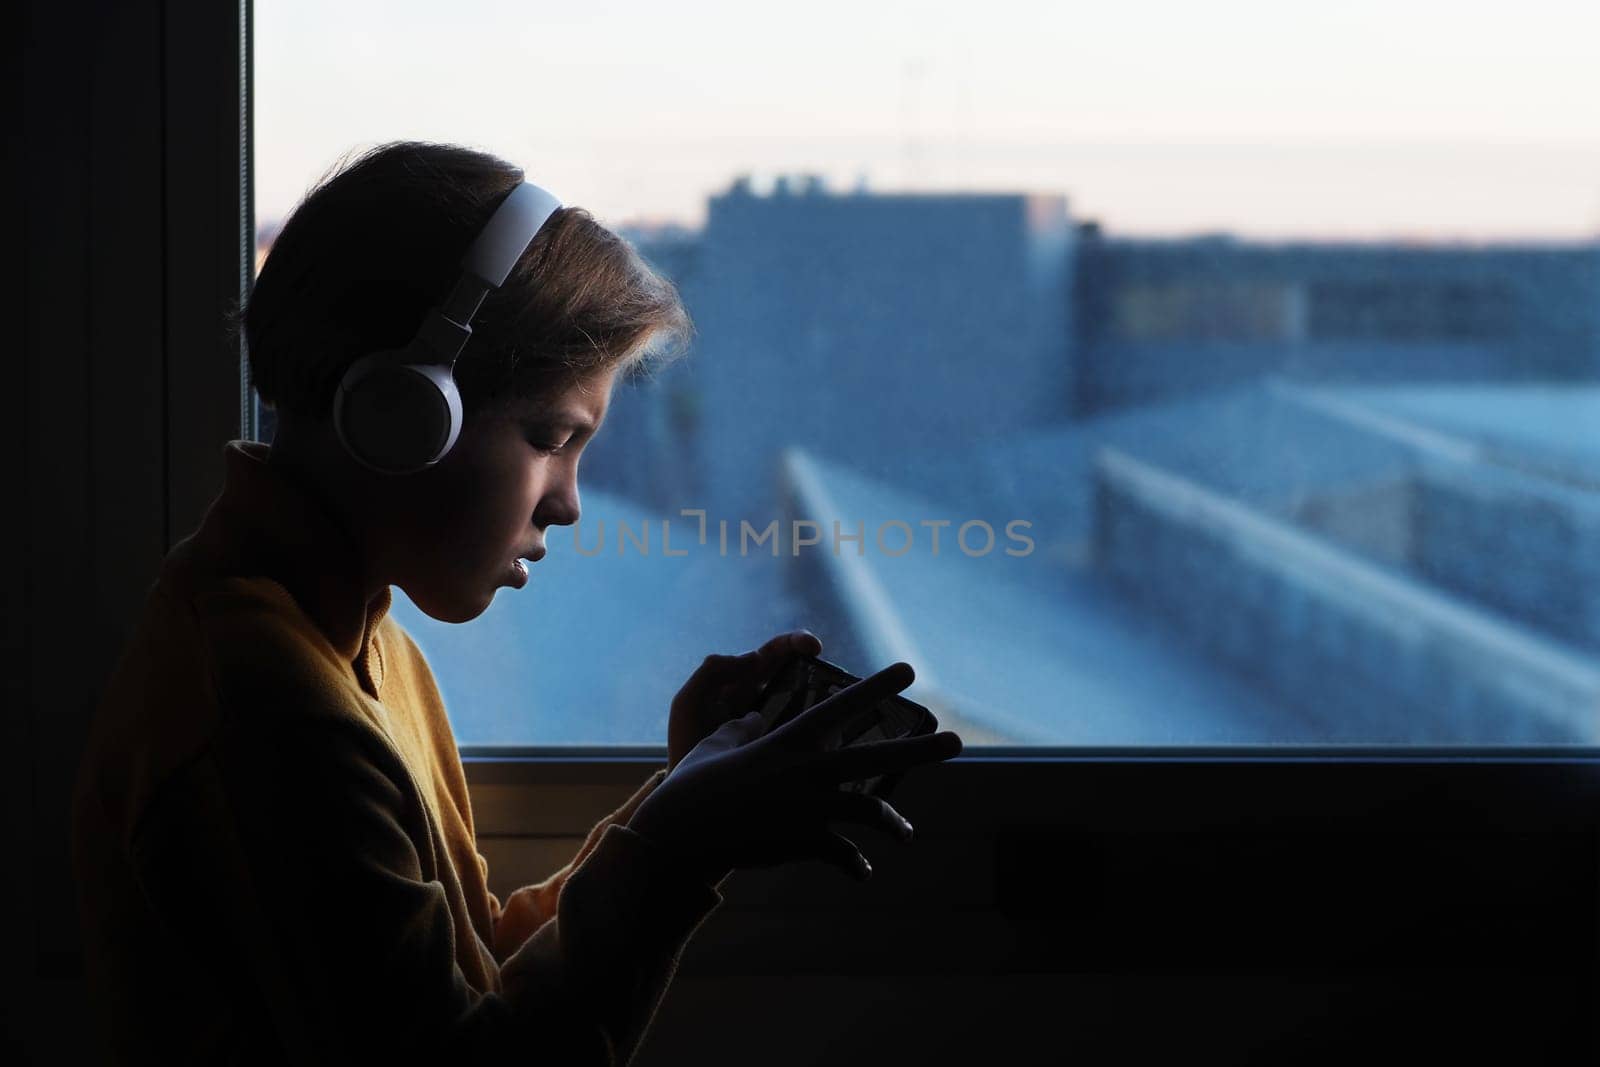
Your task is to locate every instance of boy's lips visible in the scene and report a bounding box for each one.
[507,546,544,589]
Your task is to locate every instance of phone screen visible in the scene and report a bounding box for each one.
[753,656,938,795]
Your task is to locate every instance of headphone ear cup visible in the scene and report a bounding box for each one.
[334,353,464,474]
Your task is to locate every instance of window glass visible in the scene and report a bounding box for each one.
[254,0,1600,747]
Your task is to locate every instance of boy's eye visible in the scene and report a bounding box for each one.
[531,440,569,456]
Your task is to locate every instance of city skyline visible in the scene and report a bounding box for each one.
[257,0,1600,241]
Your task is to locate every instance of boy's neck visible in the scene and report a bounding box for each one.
[264,417,390,607]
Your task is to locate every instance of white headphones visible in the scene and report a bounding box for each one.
[333,180,564,474]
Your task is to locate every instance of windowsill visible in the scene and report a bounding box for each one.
[460,745,1600,834]
[460,744,1600,780]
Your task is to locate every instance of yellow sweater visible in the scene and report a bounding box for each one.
[73,440,719,1064]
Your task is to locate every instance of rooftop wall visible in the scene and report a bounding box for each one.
[1093,448,1600,744]
[1412,460,1600,654]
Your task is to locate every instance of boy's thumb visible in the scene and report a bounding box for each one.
[729,709,768,742]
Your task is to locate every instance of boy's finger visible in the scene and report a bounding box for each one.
[794,830,873,882]
[825,790,915,841]
[756,629,821,662]
[723,709,769,744]
[673,652,750,710]
[734,630,822,702]
[779,662,916,746]
[815,730,962,783]
[743,631,821,692]
[689,710,768,759]
[785,629,823,657]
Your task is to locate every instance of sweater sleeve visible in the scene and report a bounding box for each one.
[213,712,717,1065]
[491,768,669,961]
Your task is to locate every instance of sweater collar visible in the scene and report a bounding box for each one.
[193,440,392,669]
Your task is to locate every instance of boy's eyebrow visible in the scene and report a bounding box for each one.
[530,409,600,433]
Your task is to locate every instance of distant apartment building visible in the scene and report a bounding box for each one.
[598,184,1600,511]
[661,175,1075,520]
[1075,234,1600,411]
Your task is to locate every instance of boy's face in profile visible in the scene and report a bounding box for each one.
[377,364,618,624]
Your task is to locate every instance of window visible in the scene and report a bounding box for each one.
[253,1,1600,748]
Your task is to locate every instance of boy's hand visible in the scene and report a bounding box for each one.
[633,662,963,884]
[667,630,823,770]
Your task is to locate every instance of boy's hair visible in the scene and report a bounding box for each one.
[243,141,692,418]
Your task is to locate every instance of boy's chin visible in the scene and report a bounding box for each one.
[403,583,496,625]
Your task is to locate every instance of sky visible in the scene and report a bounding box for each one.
[255,0,1600,240]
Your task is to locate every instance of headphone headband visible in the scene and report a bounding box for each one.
[465,181,564,287]
[423,180,564,366]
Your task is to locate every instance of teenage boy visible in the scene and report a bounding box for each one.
[72,141,961,1064]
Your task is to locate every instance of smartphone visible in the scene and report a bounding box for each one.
[753,654,939,798]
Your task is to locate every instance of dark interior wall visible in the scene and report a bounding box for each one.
[471,759,1600,1064]
[7,3,245,1059]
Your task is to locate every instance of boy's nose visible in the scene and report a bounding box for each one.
[536,483,581,528]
